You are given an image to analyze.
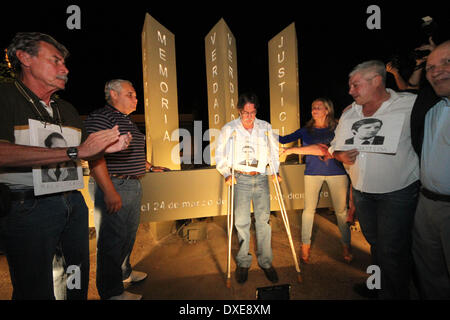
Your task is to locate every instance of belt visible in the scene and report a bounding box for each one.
[235,170,260,176]
[10,189,73,202]
[421,187,450,202]
[110,174,143,180]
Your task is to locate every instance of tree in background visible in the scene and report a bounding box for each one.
[1,49,15,83]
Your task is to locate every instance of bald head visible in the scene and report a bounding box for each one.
[425,40,450,98]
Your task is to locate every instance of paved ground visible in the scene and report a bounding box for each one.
[0,208,373,301]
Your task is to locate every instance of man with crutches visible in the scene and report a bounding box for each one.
[215,92,280,285]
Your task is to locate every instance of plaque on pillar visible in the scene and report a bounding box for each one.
[268,23,301,162]
[204,18,239,165]
[142,13,181,170]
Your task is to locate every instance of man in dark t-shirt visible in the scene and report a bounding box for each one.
[0,32,130,300]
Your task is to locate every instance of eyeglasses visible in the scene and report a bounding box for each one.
[240,111,257,116]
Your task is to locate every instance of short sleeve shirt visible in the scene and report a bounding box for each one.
[0,81,87,187]
[84,105,146,176]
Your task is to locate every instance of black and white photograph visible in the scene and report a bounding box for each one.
[29,119,83,195]
[41,132,79,183]
[344,118,385,145]
[234,138,266,173]
[334,113,405,153]
[237,145,259,168]
[0,0,448,308]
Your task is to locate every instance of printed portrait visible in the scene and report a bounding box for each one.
[335,114,405,154]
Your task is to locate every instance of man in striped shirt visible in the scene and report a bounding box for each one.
[85,79,165,300]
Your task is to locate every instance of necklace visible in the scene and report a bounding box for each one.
[14,80,63,132]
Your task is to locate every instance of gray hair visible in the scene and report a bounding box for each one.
[349,60,386,84]
[7,32,69,74]
[104,79,132,103]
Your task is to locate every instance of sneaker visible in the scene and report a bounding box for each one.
[123,270,148,284]
[108,291,142,300]
[262,266,279,283]
[236,266,249,284]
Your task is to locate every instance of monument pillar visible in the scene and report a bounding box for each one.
[204,18,239,165]
[268,23,301,162]
[142,13,181,170]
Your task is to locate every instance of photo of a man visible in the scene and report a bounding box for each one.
[41,132,78,182]
[345,118,385,145]
[238,145,259,168]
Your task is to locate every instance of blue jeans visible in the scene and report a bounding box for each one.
[233,173,273,269]
[0,191,89,300]
[352,181,419,299]
[90,177,142,299]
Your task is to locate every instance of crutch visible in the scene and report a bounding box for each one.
[266,131,302,283]
[226,131,237,288]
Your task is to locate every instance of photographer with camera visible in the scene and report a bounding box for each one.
[407,36,436,88]
[386,37,436,92]
[386,58,411,91]
[386,17,438,92]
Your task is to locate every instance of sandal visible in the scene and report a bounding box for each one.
[301,244,311,264]
[343,245,353,263]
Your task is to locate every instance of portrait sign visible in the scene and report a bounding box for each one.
[29,119,83,195]
[233,137,269,173]
[334,114,405,153]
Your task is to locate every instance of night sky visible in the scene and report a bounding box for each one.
[1,1,448,126]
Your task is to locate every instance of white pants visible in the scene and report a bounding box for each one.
[302,175,350,246]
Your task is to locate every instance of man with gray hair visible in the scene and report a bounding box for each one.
[85,79,167,300]
[329,60,420,299]
[0,32,131,300]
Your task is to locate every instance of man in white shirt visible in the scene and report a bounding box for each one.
[329,60,420,299]
[411,40,450,299]
[215,92,280,284]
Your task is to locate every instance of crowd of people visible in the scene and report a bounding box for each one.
[0,31,448,300]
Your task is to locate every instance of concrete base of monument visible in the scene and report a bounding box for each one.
[0,208,420,300]
[125,209,373,300]
[0,208,372,300]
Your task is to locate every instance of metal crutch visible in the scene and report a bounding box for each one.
[226,131,237,288]
[266,131,302,283]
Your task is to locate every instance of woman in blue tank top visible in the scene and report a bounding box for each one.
[280,98,352,264]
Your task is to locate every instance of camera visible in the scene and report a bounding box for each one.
[411,49,430,60]
[421,16,435,35]
[410,16,437,60]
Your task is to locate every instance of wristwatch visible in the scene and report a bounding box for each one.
[66,147,78,161]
